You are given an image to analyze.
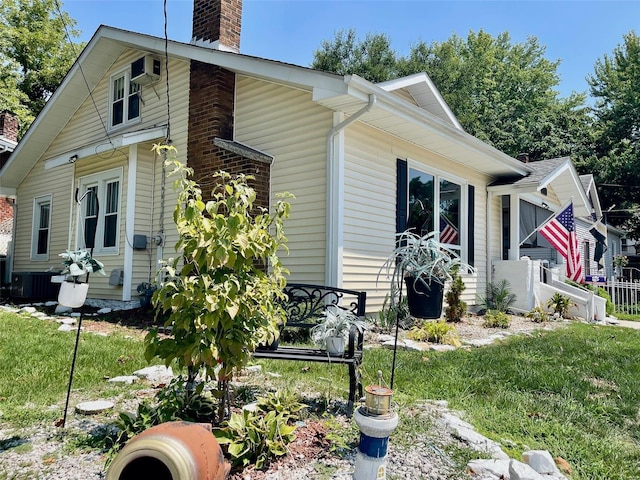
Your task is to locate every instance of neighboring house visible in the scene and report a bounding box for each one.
[0,0,606,315]
[0,112,18,285]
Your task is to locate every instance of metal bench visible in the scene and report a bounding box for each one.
[252,283,367,416]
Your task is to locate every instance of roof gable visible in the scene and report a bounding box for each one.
[376,73,463,130]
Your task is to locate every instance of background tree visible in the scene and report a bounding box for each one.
[584,31,640,237]
[312,29,593,162]
[0,0,82,138]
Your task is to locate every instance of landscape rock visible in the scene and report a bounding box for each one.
[75,400,114,415]
[509,459,546,479]
[57,324,78,332]
[54,305,73,314]
[107,376,138,384]
[97,307,112,315]
[19,306,37,314]
[467,459,511,478]
[133,365,173,384]
[440,412,509,460]
[523,450,560,475]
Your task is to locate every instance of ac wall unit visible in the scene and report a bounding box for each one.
[131,55,161,85]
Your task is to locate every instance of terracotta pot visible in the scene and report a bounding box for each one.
[106,421,230,480]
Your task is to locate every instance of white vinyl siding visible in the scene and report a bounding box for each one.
[13,50,190,301]
[343,123,490,312]
[235,76,331,285]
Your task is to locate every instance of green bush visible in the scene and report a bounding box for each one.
[525,306,550,323]
[596,287,614,315]
[444,269,467,323]
[407,320,461,346]
[476,279,517,313]
[546,292,574,318]
[483,310,511,328]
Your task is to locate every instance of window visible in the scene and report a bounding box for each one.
[31,195,52,260]
[77,169,122,254]
[407,167,464,254]
[109,69,141,129]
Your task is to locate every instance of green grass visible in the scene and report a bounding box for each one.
[3,309,640,479]
[257,323,640,479]
[0,311,154,427]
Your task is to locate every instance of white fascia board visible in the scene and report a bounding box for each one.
[0,187,16,197]
[102,27,349,94]
[344,75,532,177]
[540,159,591,210]
[487,183,539,194]
[377,72,463,130]
[44,126,166,170]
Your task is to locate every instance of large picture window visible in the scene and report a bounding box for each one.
[407,167,464,253]
[109,70,141,129]
[31,195,52,260]
[77,169,122,254]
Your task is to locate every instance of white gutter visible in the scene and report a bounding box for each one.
[325,94,377,287]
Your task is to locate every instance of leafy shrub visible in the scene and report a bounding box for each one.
[526,306,550,323]
[444,269,467,323]
[408,320,460,346]
[546,292,574,318]
[483,310,511,328]
[596,287,614,315]
[213,409,297,469]
[476,279,517,313]
[376,290,408,332]
[255,390,306,419]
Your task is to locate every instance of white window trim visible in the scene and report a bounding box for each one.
[407,161,468,261]
[108,67,142,132]
[31,194,52,261]
[76,167,123,255]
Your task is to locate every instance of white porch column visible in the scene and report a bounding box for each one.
[508,194,520,260]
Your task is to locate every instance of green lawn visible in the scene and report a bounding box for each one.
[2,310,640,479]
[0,311,153,427]
[258,322,640,480]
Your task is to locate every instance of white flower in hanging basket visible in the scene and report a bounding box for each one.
[59,249,106,277]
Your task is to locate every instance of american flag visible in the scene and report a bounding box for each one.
[439,216,458,244]
[539,202,584,283]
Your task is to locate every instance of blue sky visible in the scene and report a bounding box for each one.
[62,0,640,99]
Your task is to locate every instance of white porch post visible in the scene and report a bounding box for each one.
[508,194,520,260]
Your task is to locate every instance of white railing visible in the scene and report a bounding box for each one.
[606,278,640,316]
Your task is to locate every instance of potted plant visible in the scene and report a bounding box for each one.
[136,281,157,308]
[613,254,628,279]
[379,230,473,319]
[58,249,105,308]
[310,305,366,356]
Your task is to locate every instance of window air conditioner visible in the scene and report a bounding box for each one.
[131,55,161,85]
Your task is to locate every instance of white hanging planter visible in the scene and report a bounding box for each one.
[325,336,346,356]
[58,282,89,308]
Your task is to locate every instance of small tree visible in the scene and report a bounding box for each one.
[444,268,467,323]
[145,145,293,423]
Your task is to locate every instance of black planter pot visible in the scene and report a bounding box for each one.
[404,276,444,319]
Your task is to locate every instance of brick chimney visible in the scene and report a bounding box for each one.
[187,0,271,206]
[0,112,18,143]
[191,0,242,52]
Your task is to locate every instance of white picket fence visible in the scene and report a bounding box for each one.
[605,279,640,316]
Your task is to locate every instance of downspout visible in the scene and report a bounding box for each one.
[325,94,377,287]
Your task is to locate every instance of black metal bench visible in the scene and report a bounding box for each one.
[252,283,367,416]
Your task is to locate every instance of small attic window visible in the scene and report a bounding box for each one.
[109,68,141,129]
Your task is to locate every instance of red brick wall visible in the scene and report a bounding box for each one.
[0,198,14,224]
[0,112,18,142]
[192,0,242,51]
[188,0,270,209]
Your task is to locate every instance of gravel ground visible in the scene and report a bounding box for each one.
[0,313,570,480]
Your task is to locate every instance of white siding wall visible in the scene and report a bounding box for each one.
[235,76,332,285]
[343,123,491,313]
[14,50,190,300]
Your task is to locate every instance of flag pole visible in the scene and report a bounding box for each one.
[517,200,573,248]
